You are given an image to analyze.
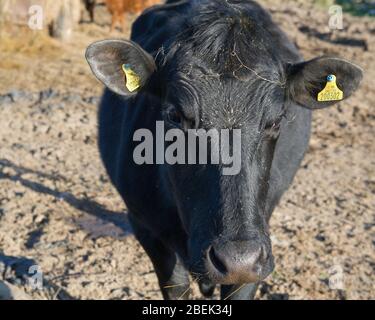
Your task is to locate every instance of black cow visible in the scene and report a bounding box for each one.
[86,0,362,300]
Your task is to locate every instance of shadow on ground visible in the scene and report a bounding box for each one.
[0,159,133,239]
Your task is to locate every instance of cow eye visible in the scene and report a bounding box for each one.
[266,121,281,131]
[265,121,278,131]
[264,116,283,138]
[167,109,183,126]
[166,108,196,130]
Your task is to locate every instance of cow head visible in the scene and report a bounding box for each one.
[86,26,362,285]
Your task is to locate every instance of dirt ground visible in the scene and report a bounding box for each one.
[0,1,374,300]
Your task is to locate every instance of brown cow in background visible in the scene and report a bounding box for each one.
[105,0,161,32]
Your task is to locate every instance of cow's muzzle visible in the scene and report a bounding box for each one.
[204,238,274,284]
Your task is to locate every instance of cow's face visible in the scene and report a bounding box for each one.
[86,39,363,285]
[159,71,284,284]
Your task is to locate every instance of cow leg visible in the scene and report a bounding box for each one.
[120,14,126,33]
[139,237,190,300]
[89,6,95,23]
[220,283,259,300]
[130,219,190,300]
[110,14,118,32]
[198,278,216,298]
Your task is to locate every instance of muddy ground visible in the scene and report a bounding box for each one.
[0,1,374,300]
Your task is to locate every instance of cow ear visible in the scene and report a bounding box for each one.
[86,39,156,96]
[287,57,363,109]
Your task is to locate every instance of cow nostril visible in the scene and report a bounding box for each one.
[208,246,227,275]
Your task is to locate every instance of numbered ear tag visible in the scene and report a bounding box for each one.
[122,64,141,93]
[317,75,344,102]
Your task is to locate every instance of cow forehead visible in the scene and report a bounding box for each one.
[201,89,284,129]
[161,40,284,86]
[166,74,285,128]
[155,2,286,85]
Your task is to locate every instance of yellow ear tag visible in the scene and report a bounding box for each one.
[122,64,141,93]
[317,75,344,102]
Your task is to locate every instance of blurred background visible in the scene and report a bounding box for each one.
[0,0,374,300]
